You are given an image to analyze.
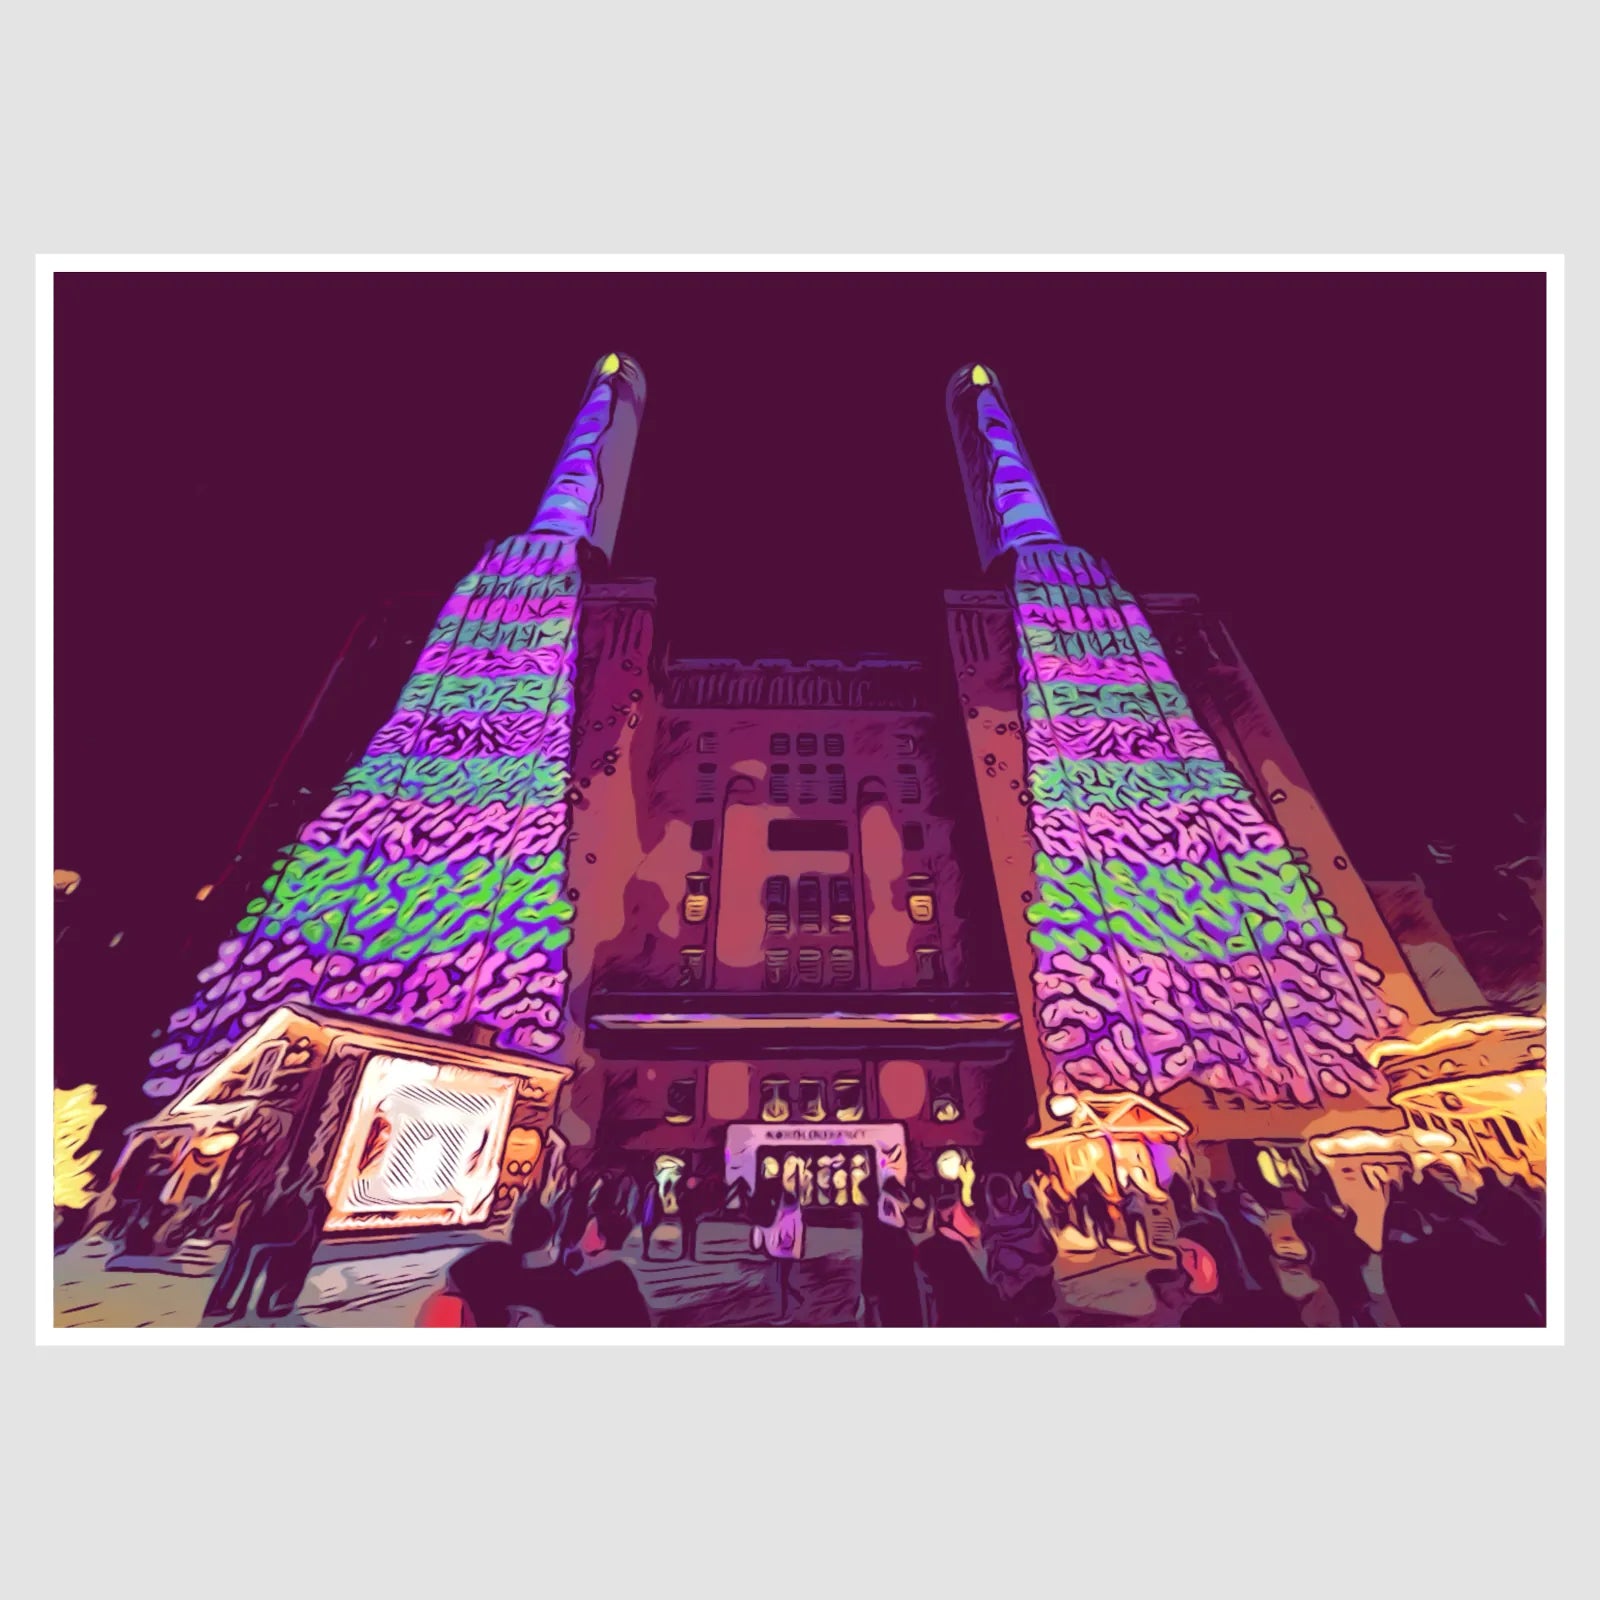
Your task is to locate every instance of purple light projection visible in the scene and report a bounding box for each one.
[147,355,646,1096]
[947,363,1407,1108]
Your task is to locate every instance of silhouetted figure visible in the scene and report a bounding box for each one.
[506,1199,579,1327]
[680,1174,721,1262]
[205,1189,316,1323]
[567,1208,651,1327]
[860,1176,922,1327]
[417,1242,519,1328]
[1406,1166,1540,1327]
[1075,1180,1113,1249]
[980,1173,1059,1326]
[917,1198,1003,1326]
[751,1174,805,1322]
[1169,1176,1194,1221]
[255,1189,331,1318]
[1206,1185,1300,1326]
[1475,1172,1545,1318]
[1291,1195,1375,1327]
[1147,1264,1236,1328]
[1119,1181,1152,1252]
[557,1171,605,1269]
[1380,1193,1451,1327]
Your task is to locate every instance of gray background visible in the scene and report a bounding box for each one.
[7,3,1586,1594]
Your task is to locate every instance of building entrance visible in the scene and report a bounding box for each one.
[725,1122,908,1221]
[758,1147,872,1209]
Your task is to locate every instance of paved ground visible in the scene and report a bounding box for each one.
[53,1220,1168,1331]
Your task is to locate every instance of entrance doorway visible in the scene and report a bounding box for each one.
[760,1146,872,1209]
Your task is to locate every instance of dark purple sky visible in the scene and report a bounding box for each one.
[55,271,1545,928]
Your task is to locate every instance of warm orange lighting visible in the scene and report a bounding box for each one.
[1360,1013,1545,1068]
[196,1132,239,1157]
[195,884,213,902]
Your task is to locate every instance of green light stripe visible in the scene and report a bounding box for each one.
[398,672,568,715]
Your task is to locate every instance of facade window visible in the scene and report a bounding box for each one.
[690,819,715,852]
[897,764,922,805]
[679,946,706,988]
[824,733,844,757]
[796,874,823,932]
[797,733,818,757]
[665,1077,697,1124]
[695,762,717,804]
[829,947,857,988]
[770,732,790,756]
[833,1077,864,1122]
[697,731,718,755]
[828,876,854,928]
[902,822,925,851]
[796,947,823,986]
[683,873,711,923]
[770,764,790,804]
[826,763,846,803]
[896,733,918,756]
[914,947,946,988]
[907,875,936,924]
[799,1079,826,1122]
[764,949,792,989]
[797,764,819,805]
[760,1077,792,1122]
[245,1040,287,1094]
[763,875,791,934]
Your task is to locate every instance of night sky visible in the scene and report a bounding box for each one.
[54,270,1545,974]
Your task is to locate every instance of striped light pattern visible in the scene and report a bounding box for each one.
[949,364,1406,1106]
[147,357,643,1096]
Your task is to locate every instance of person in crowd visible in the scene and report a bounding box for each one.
[1038,1169,1078,1241]
[566,1206,652,1327]
[917,1196,1003,1326]
[641,1166,674,1261]
[1147,1259,1235,1328]
[1118,1179,1153,1253]
[680,1172,722,1263]
[1474,1169,1545,1318]
[555,1170,601,1269]
[859,1175,923,1328]
[979,1173,1059,1326]
[1380,1183,1451,1327]
[751,1169,806,1323]
[1206,1182,1302,1326]
[416,1241,519,1328]
[204,1187,314,1324]
[505,1199,579,1327]
[1074,1178,1114,1250]
[254,1187,332,1319]
[1405,1163,1539,1327]
[1289,1187,1376,1327]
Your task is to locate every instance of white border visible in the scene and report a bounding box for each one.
[36,253,1564,1347]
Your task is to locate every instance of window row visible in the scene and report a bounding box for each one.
[763,874,853,934]
[681,867,934,932]
[763,946,859,988]
[769,763,848,805]
[693,731,922,760]
[639,1070,964,1127]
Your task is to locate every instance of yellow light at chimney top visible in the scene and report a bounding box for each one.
[970,365,991,386]
[600,353,621,375]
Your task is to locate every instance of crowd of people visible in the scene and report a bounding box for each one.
[417,1152,1547,1331]
[1150,1162,1547,1329]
